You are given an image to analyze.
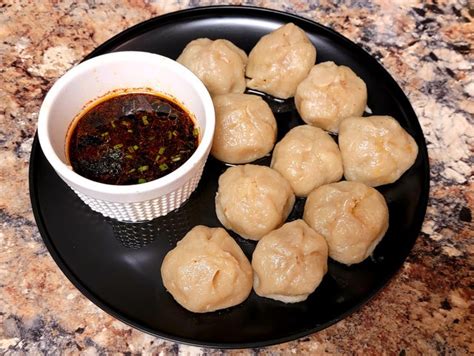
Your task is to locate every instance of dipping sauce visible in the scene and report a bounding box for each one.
[67,92,199,185]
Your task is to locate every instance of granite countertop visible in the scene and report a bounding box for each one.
[0,0,472,354]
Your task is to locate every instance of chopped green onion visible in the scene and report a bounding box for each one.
[121,120,130,127]
[127,146,134,153]
[127,129,133,133]
[128,168,136,173]
[138,165,149,172]
[193,127,199,137]
[154,154,161,162]
[138,178,146,184]
[125,154,133,159]
[171,154,181,162]
[167,131,172,140]
[172,130,178,137]
[158,147,166,155]
[142,115,149,125]
[159,163,169,171]
[111,121,116,128]
[133,145,139,151]
[101,132,109,137]
[113,143,123,149]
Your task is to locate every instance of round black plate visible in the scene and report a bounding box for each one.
[29,6,429,349]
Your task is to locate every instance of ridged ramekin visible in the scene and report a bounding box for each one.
[38,51,215,222]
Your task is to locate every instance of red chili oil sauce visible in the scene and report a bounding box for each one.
[67,92,199,185]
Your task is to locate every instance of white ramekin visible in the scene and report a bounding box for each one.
[38,51,215,222]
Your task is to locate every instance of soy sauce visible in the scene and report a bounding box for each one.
[67,92,199,185]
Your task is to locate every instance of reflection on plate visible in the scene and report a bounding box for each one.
[107,195,198,249]
[29,6,429,348]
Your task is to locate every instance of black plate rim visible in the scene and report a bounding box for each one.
[29,5,430,349]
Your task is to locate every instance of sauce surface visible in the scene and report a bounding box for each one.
[67,92,198,185]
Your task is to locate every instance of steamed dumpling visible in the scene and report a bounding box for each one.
[295,61,367,133]
[215,164,295,241]
[271,125,343,197]
[339,116,419,187]
[177,38,247,95]
[303,181,389,265]
[246,23,316,99]
[211,94,277,164]
[252,220,328,303]
[161,225,253,313]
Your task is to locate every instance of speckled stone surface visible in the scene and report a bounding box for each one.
[0,0,472,354]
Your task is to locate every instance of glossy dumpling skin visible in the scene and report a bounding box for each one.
[295,61,367,133]
[161,225,253,313]
[252,220,328,303]
[339,116,419,187]
[177,38,247,95]
[215,164,295,241]
[211,94,277,164]
[271,125,343,197]
[303,181,389,265]
[246,23,316,99]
